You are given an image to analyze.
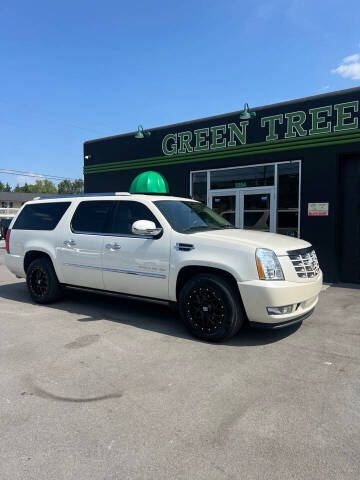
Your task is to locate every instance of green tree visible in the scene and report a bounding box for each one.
[72,178,84,194]
[3,182,11,192]
[57,179,73,194]
[13,179,57,194]
[0,181,4,191]
[57,178,84,194]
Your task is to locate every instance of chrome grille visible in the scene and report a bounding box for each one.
[288,247,320,279]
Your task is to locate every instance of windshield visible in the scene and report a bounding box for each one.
[154,200,235,234]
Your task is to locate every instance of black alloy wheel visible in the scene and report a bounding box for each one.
[26,257,63,304]
[186,286,227,333]
[179,273,245,342]
[28,265,49,297]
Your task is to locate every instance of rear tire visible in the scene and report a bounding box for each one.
[26,257,63,304]
[179,273,244,342]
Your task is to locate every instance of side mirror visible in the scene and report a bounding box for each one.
[132,220,162,237]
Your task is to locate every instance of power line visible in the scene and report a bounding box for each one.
[0,169,79,181]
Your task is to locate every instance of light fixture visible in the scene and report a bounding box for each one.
[130,171,169,194]
[239,103,256,120]
[134,125,151,139]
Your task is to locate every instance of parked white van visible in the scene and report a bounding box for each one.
[5,192,322,341]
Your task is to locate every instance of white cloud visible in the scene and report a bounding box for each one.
[332,53,360,80]
[14,173,45,185]
[320,85,330,92]
[343,53,360,63]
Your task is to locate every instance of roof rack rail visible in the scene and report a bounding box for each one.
[36,192,131,200]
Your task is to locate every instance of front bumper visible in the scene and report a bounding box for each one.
[250,308,315,329]
[237,271,322,325]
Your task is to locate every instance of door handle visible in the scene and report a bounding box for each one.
[64,240,76,247]
[105,243,121,250]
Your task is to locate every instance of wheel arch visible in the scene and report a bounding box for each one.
[175,265,240,302]
[24,250,55,273]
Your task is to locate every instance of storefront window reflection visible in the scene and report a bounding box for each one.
[210,165,274,190]
[191,160,300,237]
[277,162,300,237]
[191,171,207,203]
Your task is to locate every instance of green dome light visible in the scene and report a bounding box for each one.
[130,171,170,195]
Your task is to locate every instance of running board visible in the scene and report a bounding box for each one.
[61,283,173,307]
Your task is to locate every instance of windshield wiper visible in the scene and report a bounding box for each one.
[182,226,212,233]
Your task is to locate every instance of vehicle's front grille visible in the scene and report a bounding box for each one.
[288,247,320,279]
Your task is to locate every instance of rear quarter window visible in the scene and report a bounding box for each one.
[13,202,71,230]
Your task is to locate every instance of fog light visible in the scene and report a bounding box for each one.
[267,305,293,315]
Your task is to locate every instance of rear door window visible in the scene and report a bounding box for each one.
[71,201,115,234]
[13,202,71,230]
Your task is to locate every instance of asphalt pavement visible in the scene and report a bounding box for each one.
[0,247,359,480]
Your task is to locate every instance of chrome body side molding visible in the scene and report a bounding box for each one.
[63,263,166,279]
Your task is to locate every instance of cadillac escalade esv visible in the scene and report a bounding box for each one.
[5,193,322,341]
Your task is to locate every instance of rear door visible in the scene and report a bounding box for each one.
[102,200,170,300]
[58,200,114,289]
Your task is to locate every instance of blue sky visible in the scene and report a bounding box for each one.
[1,0,359,187]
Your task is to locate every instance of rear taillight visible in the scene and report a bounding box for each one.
[5,229,11,254]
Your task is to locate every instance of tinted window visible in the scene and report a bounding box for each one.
[277,161,300,237]
[154,200,233,233]
[191,171,207,203]
[13,202,70,230]
[108,201,160,235]
[211,165,274,189]
[72,201,114,234]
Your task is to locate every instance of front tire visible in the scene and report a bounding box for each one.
[179,273,245,342]
[26,257,63,304]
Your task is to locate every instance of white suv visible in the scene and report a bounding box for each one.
[5,193,322,342]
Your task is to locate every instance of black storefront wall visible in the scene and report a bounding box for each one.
[84,87,360,284]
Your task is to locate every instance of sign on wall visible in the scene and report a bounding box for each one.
[308,202,329,216]
[161,101,359,156]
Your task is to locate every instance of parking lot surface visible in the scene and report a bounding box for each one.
[0,247,359,480]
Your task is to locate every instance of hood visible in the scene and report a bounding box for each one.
[190,228,311,256]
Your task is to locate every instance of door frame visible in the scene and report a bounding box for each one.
[209,186,277,232]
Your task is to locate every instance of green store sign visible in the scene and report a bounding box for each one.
[161,100,359,156]
[84,100,360,175]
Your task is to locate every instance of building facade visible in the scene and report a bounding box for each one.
[84,87,360,284]
[0,192,41,219]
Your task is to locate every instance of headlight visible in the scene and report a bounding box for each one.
[256,248,284,281]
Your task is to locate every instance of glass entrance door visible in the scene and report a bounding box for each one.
[210,188,275,232]
[210,193,238,227]
[240,190,275,232]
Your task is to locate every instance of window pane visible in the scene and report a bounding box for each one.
[191,171,207,203]
[212,195,236,225]
[211,165,274,189]
[277,212,299,237]
[243,194,271,232]
[278,162,299,209]
[109,201,160,235]
[72,201,114,233]
[277,162,300,237]
[13,202,71,230]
